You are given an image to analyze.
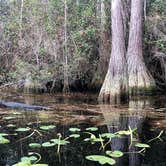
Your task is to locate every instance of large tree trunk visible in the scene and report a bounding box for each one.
[98,0,128,103]
[127,0,155,96]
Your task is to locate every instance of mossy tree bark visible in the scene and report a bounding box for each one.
[127,0,155,96]
[98,0,128,103]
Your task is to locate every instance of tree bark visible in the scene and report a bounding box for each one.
[127,0,155,96]
[63,0,70,93]
[98,0,128,103]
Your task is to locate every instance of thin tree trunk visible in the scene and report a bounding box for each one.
[98,0,128,103]
[127,0,155,96]
[63,0,69,93]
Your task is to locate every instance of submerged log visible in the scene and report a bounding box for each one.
[0,101,49,110]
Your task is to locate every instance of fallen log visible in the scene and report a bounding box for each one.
[0,101,49,110]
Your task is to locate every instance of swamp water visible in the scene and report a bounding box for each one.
[0,91,165,166]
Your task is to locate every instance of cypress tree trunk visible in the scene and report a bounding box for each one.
[127,0,155,96]
[98,0,128,103]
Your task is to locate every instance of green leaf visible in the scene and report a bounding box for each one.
[29,143,41,148]
[116,130,131,135]
[42,142,56,147]
[21,156,38,162]
[86,155,116,165]
[6,124,16,128]
[0,133,9,136]
[50,139,70,145]
[135,143,150,148]
[39,125,56,130]
[85,127,98,131]
[12,161,31,166]
[15,127,31,132]
[101,133,116,139]
[69,128,81,132]
[69,134,80,138]
[106,150,124,158]
[0,136,10,144]
[32,164,48,166]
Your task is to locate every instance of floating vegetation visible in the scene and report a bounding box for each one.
[0,136,10,144]
[135,143,150,148]
[85,127,98,131]
[39,125,56,130]
[86,155,116,165]
[29,143,41,148]
[13,152,48,166]
[69,127,81,132]
[106,150,124,158]
[69,134,80,138]
[6,124,16,128]
[0,121,164,166]
[101,133,117,139]
[15,127,31,132]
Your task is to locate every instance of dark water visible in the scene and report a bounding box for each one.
[0,91,165,166]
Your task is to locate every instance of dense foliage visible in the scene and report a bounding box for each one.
[0,0,165,92]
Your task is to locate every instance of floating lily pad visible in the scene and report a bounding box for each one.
[15,127,31,132]
[101,133,116,139]
[135,143,150,148]
[39,125,56,130]
[86,155,116,165]
[21,156,38,162]
[116,130,131,135]
[12,161,31,166]
[69,134,80,138]
[0,133,9,136]
[29,143,41,148]
[32,164,48,166]
[106,150,124,158]
[69,128,81,132]
[50,139,70,145]
[85,127,98,131]
[6,124,16,128]
[0,136,10,144]
[42,142,56,147]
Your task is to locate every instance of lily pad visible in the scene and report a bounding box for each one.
[86,155,116,165]
[101,133,116,139]
[85,127,98,131]
[12,161,31,166]
[69,134,80,138]
[135,143,150,148]
[29,143,41,148]
[6,124,16,128]
[39,125,56,130]
[0,133,9,136]
[106,150,124,158]
[0,136,10,144]
[69,128,81,132]
[32,164,49,166]
[50,139,70,145]
[42,142,56,147]
[15,127,31,132]
[21,156,38,162]
[116,130,131,135]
